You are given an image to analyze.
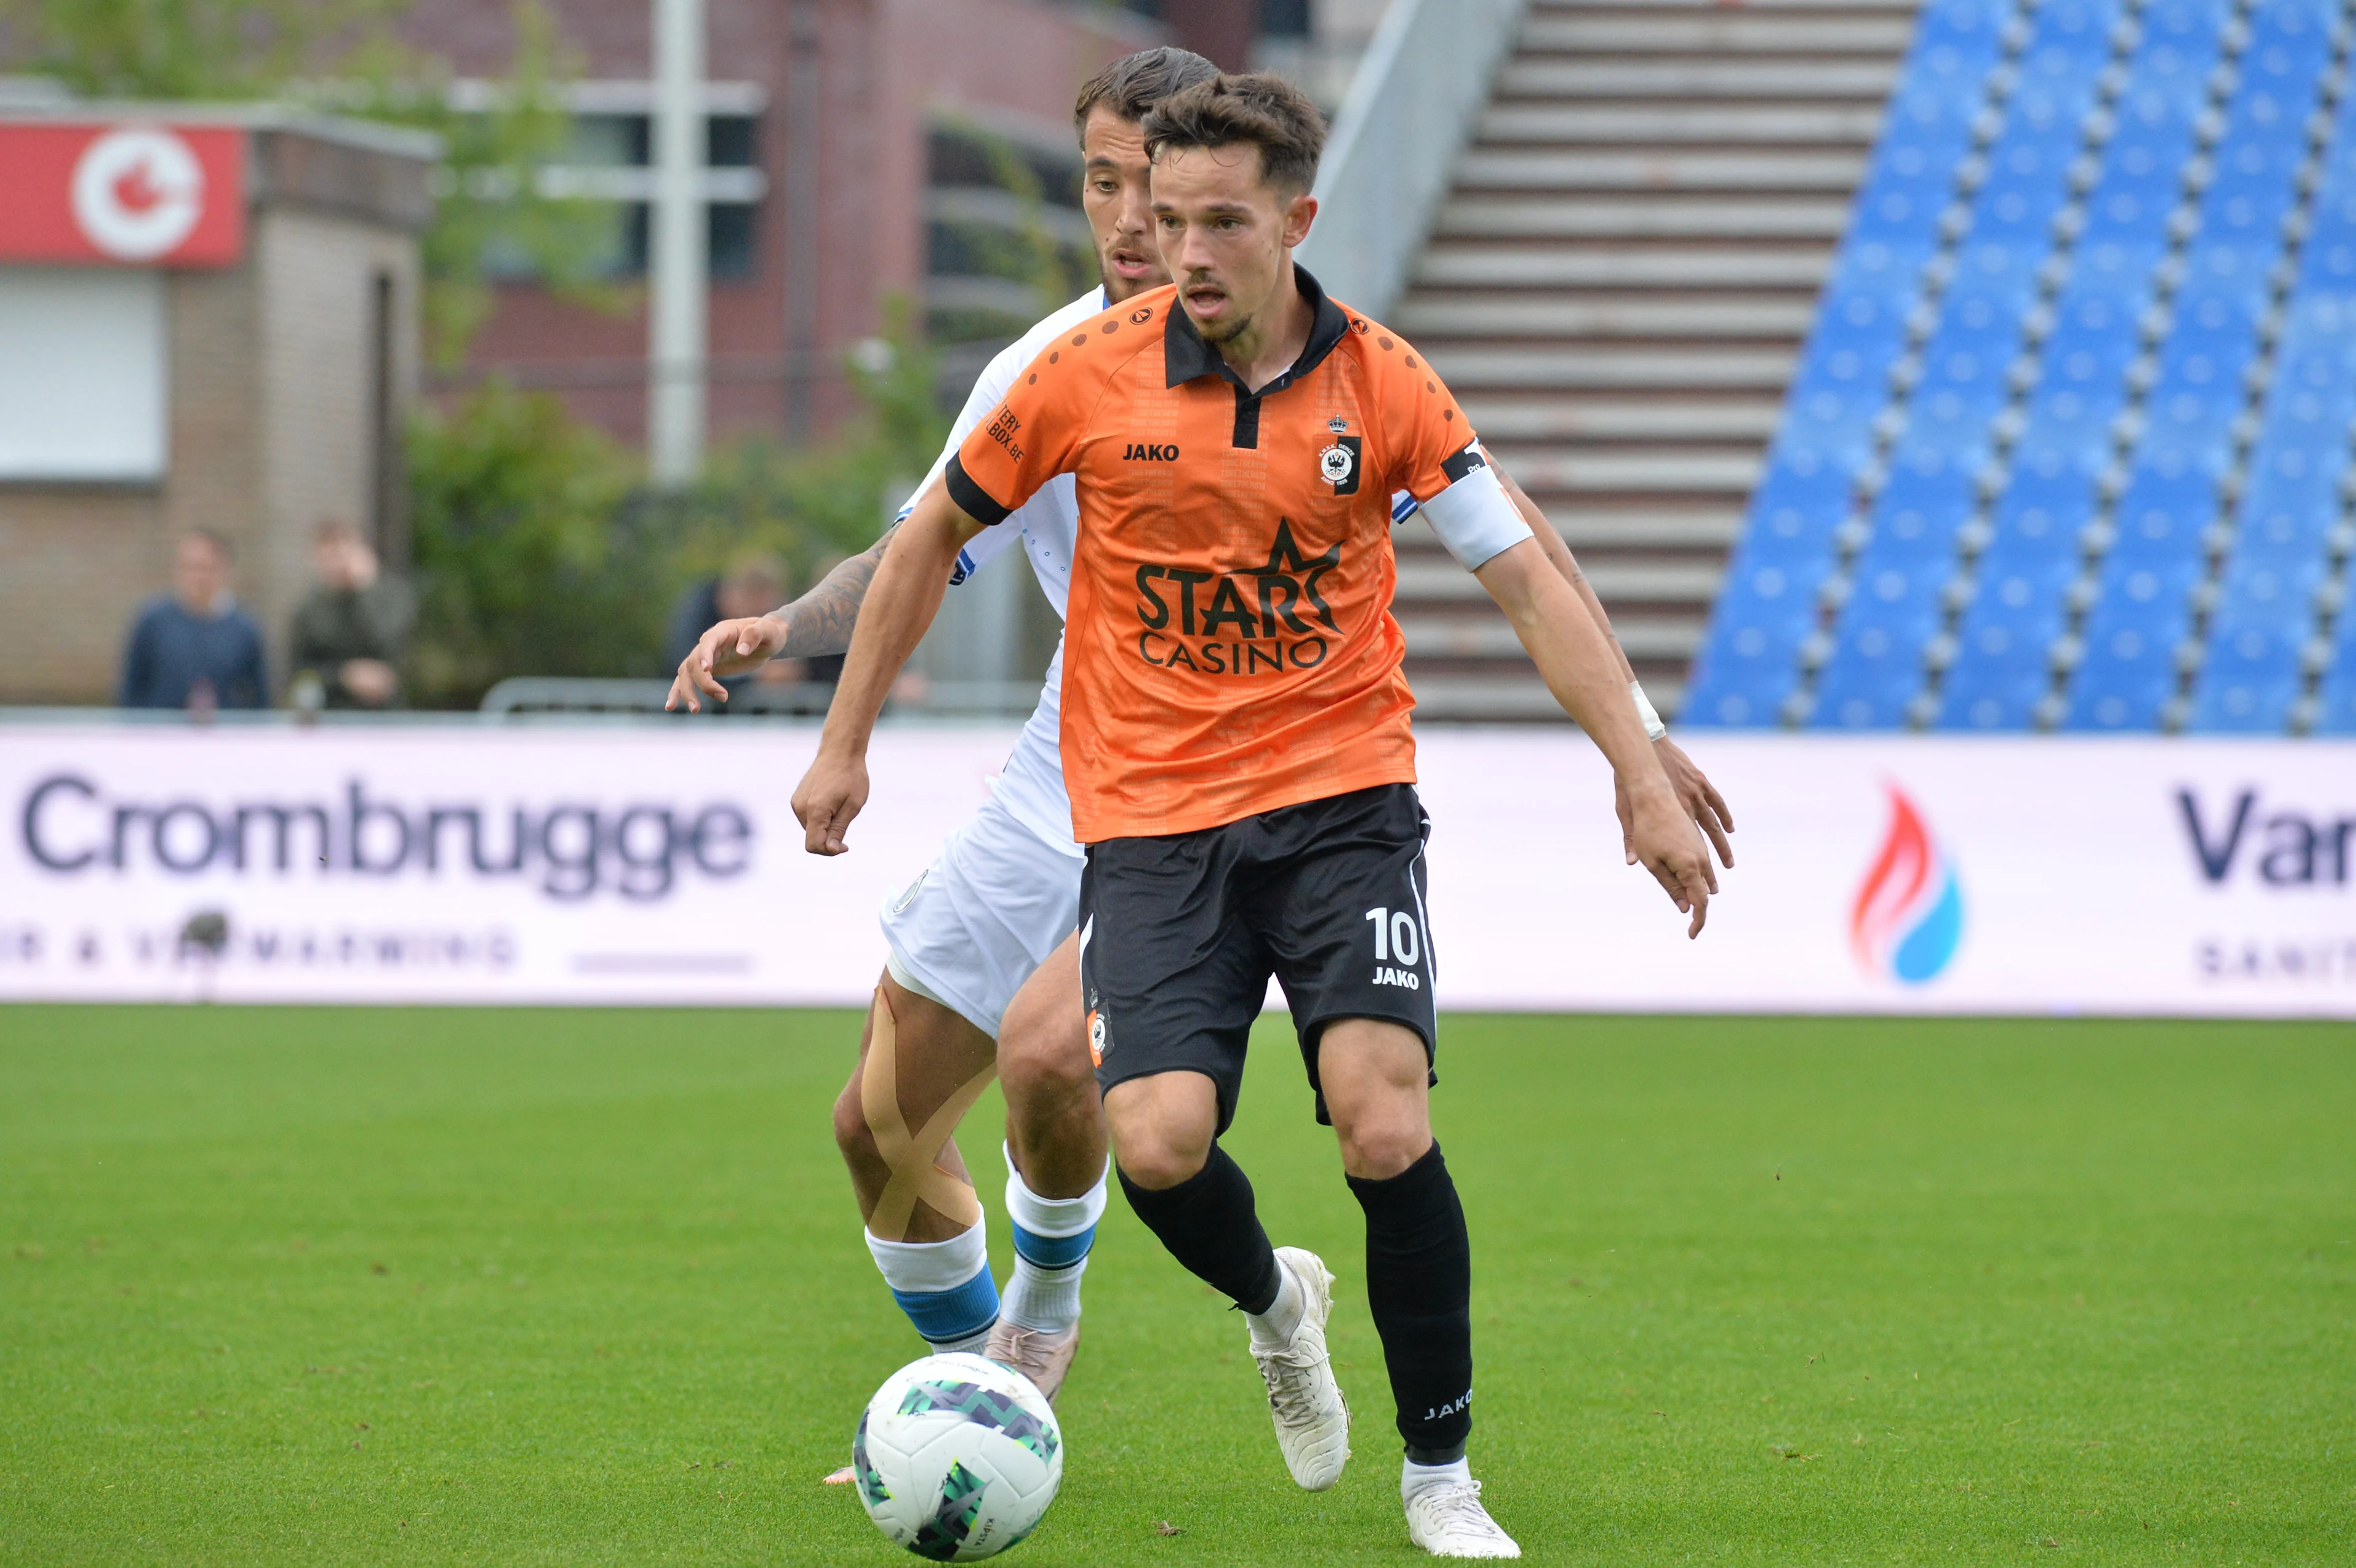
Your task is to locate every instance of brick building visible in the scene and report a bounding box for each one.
[401,0,1163,453]
[398,1,1355,456]
[0,104,436,705]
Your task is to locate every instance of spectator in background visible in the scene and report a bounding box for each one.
[664,552,840,704]
[118,529,268,712]
[288,520,415,710]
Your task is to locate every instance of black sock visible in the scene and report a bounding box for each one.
[1349,1140,1472,1464]
[1117,1143,1284,1313]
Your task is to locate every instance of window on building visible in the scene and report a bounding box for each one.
[481,110,760,283]
[0,268,166,482]
[924,121,1090,386]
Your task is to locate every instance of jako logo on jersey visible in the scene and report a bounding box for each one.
[1133,519,1339,675]
[1122,443,1180,461]
[1849,785,1964,985]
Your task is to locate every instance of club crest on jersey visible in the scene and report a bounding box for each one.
[1318,436,1362,496]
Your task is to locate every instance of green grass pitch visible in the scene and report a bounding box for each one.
[1,1005,2349,1564]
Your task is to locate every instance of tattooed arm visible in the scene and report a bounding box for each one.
[664,518,903,712]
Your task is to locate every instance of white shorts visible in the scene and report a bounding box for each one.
[880,785,1085,1039]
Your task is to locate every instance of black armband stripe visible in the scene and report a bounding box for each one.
[944,455,1014,528]
[1439,442,1487,485]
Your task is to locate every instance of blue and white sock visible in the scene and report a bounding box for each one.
[996,1144,1108,1335]
[866,1223,998,1355]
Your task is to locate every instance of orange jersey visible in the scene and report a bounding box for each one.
[947,269,1530,843]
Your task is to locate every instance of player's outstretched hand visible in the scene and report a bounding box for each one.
[1626,782,1714,939]
[792,750,870,857]
[664,614,791,713]
[1615,737,1736,871]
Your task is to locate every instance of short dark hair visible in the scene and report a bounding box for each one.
[183,528,233,562]
[1072,47,1220,146]
[1141,72,1328,195]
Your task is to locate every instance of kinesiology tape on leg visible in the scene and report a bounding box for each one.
[1349,1140,1474,1463]
[861,985,998,1240]
[1118,1143,1282,1313]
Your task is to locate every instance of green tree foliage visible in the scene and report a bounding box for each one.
[404,302,944,707]
[402,380,650,709]
[0,0,392,99]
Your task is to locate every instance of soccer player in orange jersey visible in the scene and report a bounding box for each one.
[793,74,1715,1558]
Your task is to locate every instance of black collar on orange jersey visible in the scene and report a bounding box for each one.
[1163,263,1354,450]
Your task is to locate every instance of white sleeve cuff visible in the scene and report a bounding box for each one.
[1631,681,1668,741]
[1417,461,1531,571]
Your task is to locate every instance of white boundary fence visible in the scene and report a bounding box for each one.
[2,721,2350,1015]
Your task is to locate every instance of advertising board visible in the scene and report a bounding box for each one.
[0,123,246,266]
[1,722,2350,1015]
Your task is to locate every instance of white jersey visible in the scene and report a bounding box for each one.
[892,288,1107,850]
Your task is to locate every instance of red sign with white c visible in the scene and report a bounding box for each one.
[0,122,245,266]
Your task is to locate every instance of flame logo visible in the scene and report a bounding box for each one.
[1849,785,1964,985]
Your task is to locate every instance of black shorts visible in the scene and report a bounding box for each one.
[1080,782,1439,1135]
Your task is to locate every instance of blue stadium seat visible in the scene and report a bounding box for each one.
[1739,449,1852,568]
[1936,550,2076,729]
[1859,450,1976,566]
[1903,301,2019,461]
[1828,238,1933,307]
[1807,565,1946,728]
[1904,0,2013,106]
[2064,575,2195,730]
[2108,458,2217,568]
[2018,296,2139,468]
[2189,619,2305,731]
[2297,190,2356,291]
[1945,239,2047,312]
[1979,454,2092,565]
[2314,617,2356,734]
[1684,551,1833,727]
[2137,341,2255,474]
[2214,552,2327,621]
[2131,0,2227,110]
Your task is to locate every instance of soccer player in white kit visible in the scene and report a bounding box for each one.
[673,51,1225,1402]
[671,50,1738,1407]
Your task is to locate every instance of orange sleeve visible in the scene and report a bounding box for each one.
[944,328,1109,526]
[1370,331,1532,569]
[1364,335,1480,504]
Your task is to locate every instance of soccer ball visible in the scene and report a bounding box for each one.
[852,1351,1063,1560]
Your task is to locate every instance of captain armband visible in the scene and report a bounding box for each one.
[1417,446,1531,571]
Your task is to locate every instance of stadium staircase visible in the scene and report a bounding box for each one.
[1682,0,2356,734]
[1393,0,1923,718]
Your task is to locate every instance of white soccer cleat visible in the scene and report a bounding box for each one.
[1405,1478,1522,1559]
[1254,1246,1350,1491]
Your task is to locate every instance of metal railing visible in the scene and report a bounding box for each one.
[1293,0,1530,321]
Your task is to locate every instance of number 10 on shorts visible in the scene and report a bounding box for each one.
[1365,906,1423,989]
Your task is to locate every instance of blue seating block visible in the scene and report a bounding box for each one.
[2137,338,2256,474]
[2188,620,2305,731]
[2130,0,2226,110]
[1992,452,2100,549]
[2314,618,2356,734]
[1938,553,2076,729]
[1807,564,1946,728]
[1685,551,1833,726]
[2063,555,2200,729]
